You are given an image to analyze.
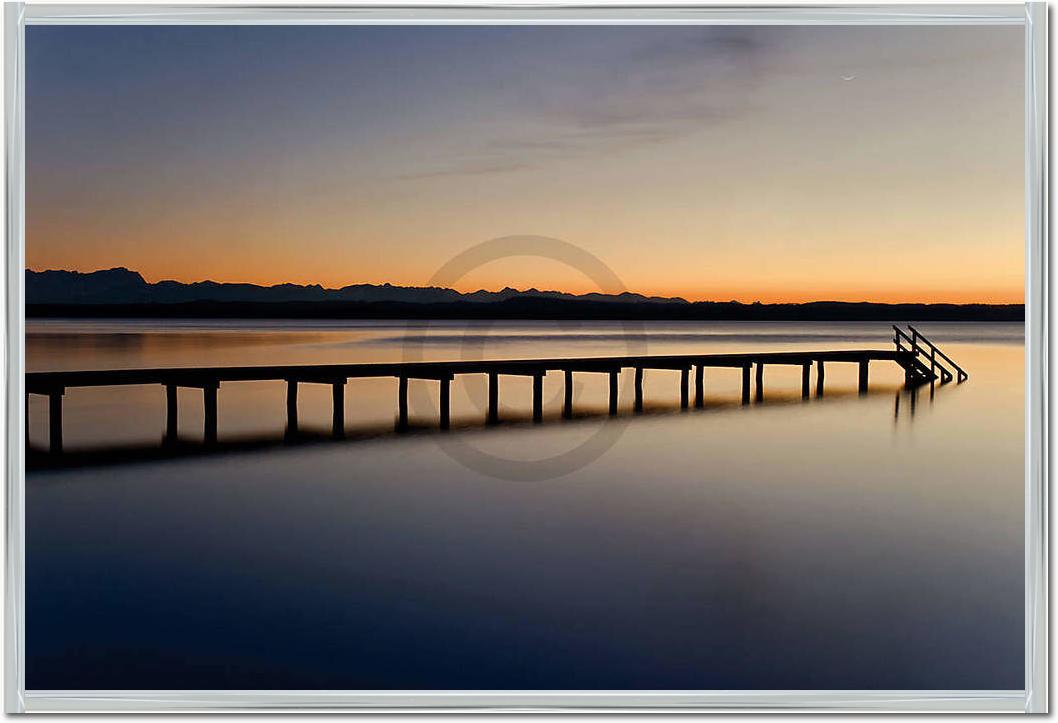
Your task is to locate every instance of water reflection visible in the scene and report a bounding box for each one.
[28,381,914,471]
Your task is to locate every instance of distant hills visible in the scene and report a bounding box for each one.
[26,267,687,306]
[25,267,1024,321]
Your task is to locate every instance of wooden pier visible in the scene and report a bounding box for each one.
[25,325,964,454]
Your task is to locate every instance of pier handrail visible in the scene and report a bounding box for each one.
[892,326,942,383]
[906,325,968,381]
[892,325,967,383]
[892,326,921,356]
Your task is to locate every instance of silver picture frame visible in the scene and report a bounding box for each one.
[3,2,1047,713]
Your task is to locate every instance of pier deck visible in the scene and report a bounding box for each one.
[26,348,912,391]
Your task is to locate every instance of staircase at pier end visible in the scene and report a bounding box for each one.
[893,324,969,386]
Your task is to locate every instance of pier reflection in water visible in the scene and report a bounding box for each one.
[25,321,1023,690]
[28,380,909,470]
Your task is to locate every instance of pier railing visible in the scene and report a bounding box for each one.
[26,347,944,455]
[892,325,968,384]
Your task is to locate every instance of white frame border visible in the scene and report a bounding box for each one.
[3,2,1047,713]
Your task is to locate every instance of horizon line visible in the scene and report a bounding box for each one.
[26,266,1025,308]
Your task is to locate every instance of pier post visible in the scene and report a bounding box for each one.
[398,376,409,431]
[608,370,619,415]
[694,365,704,408]
[816,360,825,397]
[680,368,690,409]
[741,365,751,405]
[755,363,764,403]
[203,383,218,445]
[48,389,64,454]
[286,380,299,435]
[439,378,450,430]
[634,368,644,413]
[487,372,499,425]
[858,360,869,394]
[563,370,573,419]
[332,381,345,438]
[801,363,811,399]
[165,384,178,444]
[532,373,543,423]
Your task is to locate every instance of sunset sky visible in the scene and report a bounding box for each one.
[27,24,1023,304]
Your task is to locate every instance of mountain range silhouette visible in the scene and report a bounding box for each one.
[25,267,1023,321]
[26,267,687,306]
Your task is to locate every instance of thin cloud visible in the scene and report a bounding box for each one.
[398,28,773,181]
[397,161,531,181]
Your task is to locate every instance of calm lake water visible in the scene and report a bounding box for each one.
[26,320,1024,690]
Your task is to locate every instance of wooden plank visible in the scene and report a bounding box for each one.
[694,365,704,408]
[634,367,644,413]
[609,370,618,415]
